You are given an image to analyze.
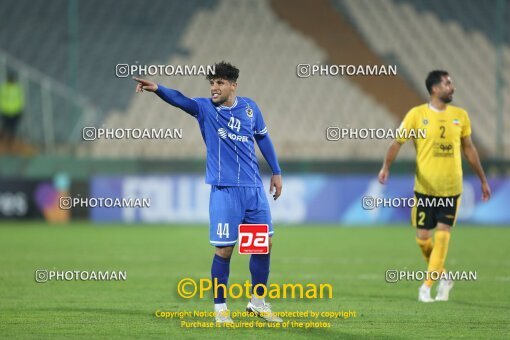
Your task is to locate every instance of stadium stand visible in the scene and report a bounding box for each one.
[334,0,510,158]
[270,0,424,120]
[87,0,403,160]
[0,0,507,159]
[0,0,404,160]
[0,0,217,112]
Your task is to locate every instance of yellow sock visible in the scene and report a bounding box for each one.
[425,230,451,287]
[416,237,433,264]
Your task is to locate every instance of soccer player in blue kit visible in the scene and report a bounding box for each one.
[134,62,283,323]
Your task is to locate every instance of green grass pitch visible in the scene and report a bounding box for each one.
[1,223,509,339]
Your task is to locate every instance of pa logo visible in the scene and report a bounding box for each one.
[238,224,269,254]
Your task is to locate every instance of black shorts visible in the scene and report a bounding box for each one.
[411,191,461,230]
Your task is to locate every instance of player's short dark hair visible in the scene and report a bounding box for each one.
[207,61,239,82]
[425,70,449,94]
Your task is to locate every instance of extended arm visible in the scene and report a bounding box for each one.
[461,136,491,200]
[155,85,199,117]
[133,77,199,116]
[255,133,282,200]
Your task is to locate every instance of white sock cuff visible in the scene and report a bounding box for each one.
[214,303,227,312]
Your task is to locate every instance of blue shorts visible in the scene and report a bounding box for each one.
[209,185,274,246]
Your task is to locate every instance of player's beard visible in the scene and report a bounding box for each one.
[441,93,453,104]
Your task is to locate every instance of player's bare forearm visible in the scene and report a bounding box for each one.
[382,141,402,169]
[463,143,487,183]
[465,147,487,183]
[462,137,487,183]
[462,136,491,200]
[378,141,402,184]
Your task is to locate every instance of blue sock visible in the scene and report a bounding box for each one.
[250,253,270,298]
[211,254,231,304]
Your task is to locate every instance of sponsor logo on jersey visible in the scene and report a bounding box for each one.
[217,128,249,142]
[434,143,454,157]
[217,128,228,139]
[439,144,453,152]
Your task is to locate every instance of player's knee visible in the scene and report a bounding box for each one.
[416,229,432,240]
[436,223,452,232]
[215,246,234,259]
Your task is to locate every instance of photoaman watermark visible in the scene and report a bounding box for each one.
[177,278,333,299]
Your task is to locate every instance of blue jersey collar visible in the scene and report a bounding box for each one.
[218,96,238,110]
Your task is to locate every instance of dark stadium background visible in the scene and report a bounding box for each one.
[0,0,509,338]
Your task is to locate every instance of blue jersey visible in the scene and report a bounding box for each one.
[193,96,268,187]
[154,86,281,187]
